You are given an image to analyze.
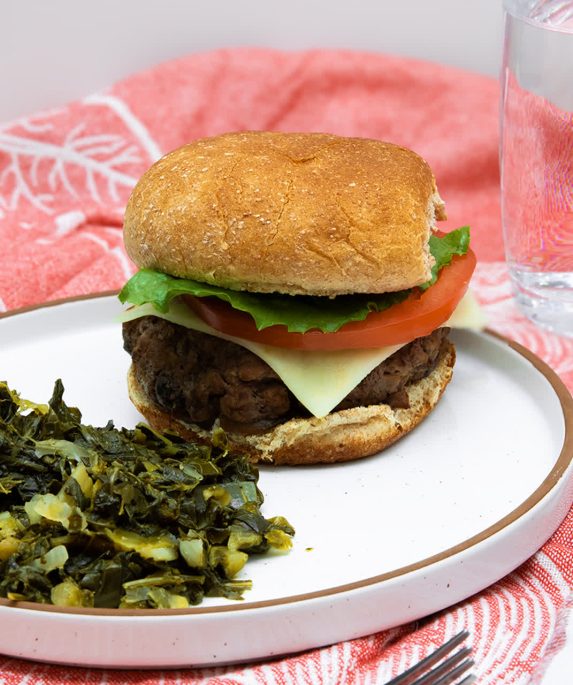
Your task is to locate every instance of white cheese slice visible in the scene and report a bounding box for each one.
[120,290,485,419]
[444,288,488,330]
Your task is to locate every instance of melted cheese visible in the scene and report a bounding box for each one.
[121,290,485,418]
[444,289,488,330]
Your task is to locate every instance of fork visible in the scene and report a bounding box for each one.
[385,630,476,685]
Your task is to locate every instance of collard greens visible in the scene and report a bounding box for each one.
[0,381,294,609]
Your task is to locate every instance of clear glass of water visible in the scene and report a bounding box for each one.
[500,0,573,336]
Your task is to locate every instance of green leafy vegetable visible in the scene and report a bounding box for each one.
[119,227,471,333]
[423,227,471,291]
[0,381,294,609]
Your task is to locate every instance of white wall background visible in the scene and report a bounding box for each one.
[1,0,504,124]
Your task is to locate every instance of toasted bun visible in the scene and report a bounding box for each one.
[124,131,446,296]
[126,342,455,465]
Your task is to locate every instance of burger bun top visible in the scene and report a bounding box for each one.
[124,131,446,296]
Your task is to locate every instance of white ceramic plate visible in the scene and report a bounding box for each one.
[1,294,572,668]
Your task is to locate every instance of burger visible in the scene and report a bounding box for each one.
[119,131,478,465]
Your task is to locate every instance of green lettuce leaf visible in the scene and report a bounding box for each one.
[119,226,470,334]
[423,226,471,291]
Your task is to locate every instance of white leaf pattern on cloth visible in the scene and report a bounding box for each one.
[83,93,163,163]
[0,96,160,309]
[0,128,140,216]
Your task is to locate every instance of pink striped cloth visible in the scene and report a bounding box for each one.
[1,48,573,684]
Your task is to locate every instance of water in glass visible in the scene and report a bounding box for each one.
[501,0,573,335]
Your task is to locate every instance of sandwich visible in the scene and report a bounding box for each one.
[119,131,478,465]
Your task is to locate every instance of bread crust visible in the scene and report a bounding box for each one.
[124,131,446,296]
[126,342,455,465]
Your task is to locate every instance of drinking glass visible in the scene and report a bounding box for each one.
[500,0,573,336]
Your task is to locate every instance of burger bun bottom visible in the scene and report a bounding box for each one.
[126,342,455,465]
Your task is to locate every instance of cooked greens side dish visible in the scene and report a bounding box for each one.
[0,381,294,609]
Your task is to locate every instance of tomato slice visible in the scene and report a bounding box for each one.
[184,247,476,350]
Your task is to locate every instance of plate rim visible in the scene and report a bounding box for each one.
[1,293,572,617]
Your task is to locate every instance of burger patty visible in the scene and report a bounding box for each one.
[123,317,450,434]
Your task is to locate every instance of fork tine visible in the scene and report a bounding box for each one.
[385,631,471,685]
[427,659,474,685]
[413,648,473,685]
[455,677,477,685]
